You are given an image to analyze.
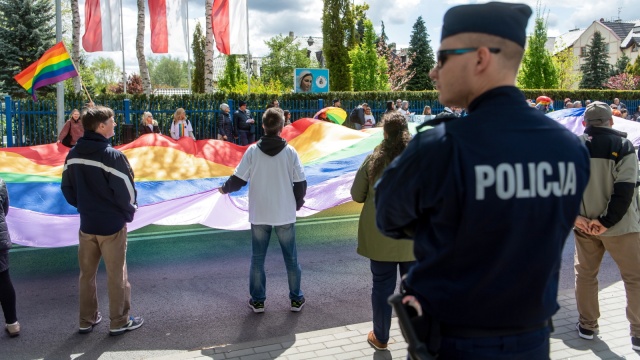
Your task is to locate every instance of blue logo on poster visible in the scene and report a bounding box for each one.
[294,68,330,93]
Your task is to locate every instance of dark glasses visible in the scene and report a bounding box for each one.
[436,47,501,69]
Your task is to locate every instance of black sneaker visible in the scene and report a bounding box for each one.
[632,336,640,351]
[109,316,144,336]
[291,297,306,312]
[249,299,264,313]
[78,312,102,334]
[576,323,594,340]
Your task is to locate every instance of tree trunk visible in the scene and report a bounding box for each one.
[205,0,214,93]
[71,0,82,94]
[137,0,152,95]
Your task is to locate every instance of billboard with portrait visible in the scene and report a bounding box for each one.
[294,68,330,93]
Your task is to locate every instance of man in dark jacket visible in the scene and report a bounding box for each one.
[574,101,640,351]
[349,103,368,130]
[219,107,307,314]
[234,100,256,145]
[375,2,590,358]
[61,106,144,336]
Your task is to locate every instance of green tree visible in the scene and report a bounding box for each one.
[405,16,435,90]
[353,3,370,47]
[148,56,188,87]
[552,47,581,89]
[612,52,630,76]
[349,19,388,91]
[261,34,311,92]
[322,0,352,91]
[217,55,246,92]
[0,0,55,97]
[579,31,611,89]
[90,57,121,87]
[517,13,558,88]
[191,23,206,93]
[628,55,640,76]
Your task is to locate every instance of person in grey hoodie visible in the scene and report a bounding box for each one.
[219,107,307,314]
[0,177,19,337]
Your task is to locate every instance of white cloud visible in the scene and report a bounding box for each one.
[77,0,640,75]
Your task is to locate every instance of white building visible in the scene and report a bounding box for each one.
[548,18,640,88]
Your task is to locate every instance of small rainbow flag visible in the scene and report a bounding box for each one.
[14,42,79,101]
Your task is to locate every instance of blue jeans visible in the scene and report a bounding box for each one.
[438,326,551,359]
[250,223,303,302]
[371,259,415,343]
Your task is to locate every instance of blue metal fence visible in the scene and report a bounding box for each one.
[2,95,640,147]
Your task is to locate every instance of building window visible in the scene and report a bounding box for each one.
[604,43,610,53]
[580,47,586,57]
[633,44,638,52]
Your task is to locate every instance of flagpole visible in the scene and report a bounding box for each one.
[246,0,251,94]
[186,0,192,94]
[120,0,127,94]
[63,42,93,104]
[55,0,65,135]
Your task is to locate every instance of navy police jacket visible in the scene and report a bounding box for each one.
[61,131,137,236]
[375,86,590,329]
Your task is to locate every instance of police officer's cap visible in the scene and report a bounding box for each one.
[441,2,532,48]
[584,101,612,125]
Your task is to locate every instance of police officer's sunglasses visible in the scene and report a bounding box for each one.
[436,47,501,69]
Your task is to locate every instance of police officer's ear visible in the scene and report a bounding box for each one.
[475,47,493,73]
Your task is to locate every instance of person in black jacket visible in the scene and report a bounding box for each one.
[61,105,144,336]
[375,2,590,358]
[234,100,255,145]
[138,112,161,136]
[218,103,234,142]
[0,178,19,337]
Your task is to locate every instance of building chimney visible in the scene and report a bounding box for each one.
[289,31,294,39]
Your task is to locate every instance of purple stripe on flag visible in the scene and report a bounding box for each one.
[32,69,78,90]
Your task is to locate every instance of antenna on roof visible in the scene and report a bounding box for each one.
[617,7,622,20]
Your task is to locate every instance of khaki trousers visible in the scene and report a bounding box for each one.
[574,230,640,337]
[78,226,131,329]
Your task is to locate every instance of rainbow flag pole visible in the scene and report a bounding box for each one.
[13,42,80,101]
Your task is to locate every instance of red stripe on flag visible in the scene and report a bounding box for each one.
[149,0,169,53]
[82,0,103,52]
[212,0,230,55]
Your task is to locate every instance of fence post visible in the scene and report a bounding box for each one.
[4,96,12,147]
[228,99,234,112]
[319,98,324,109]
[123,98,131,124]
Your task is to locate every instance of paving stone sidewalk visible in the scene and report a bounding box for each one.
[152,281,640,360]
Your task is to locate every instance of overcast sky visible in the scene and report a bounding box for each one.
[81,0,640,75]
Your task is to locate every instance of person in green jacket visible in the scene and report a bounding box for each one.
[350,112,415,351]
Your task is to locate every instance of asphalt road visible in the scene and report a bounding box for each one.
[2,202,623,359]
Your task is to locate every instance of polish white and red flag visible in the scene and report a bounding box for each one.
[149,0,189,53]
[82,0,122,52]
[212,0,248,55]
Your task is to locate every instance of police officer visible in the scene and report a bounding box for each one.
[375,2,590,359]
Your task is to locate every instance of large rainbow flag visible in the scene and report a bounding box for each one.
[13,42,79,101]
[2,119,387,247]
[3,111,640,248]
